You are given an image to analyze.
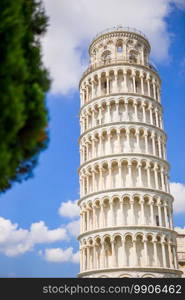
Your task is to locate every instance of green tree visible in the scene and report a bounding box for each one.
[0,0,50,192]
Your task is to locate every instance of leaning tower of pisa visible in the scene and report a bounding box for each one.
[78,26,182,278]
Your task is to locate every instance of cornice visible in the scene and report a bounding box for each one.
[78,225,177,240]
[79,93,162,113]
[78,153,169,173]
[78,188,173,205]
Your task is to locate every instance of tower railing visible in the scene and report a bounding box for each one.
[92,26,148,42]
[82,59,158,78]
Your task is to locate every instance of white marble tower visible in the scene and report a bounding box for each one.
[78,26,182,278]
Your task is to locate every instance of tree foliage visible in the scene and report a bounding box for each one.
[0,0,50,192]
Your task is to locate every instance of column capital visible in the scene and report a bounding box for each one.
[139,199,145,204]
[139,72,144,78]
[146,73,151,80]
[143,237,148,243]
[130,199,134,205]
[154,163,159,170]
[110,238,115,244]
[149,199,154,205]
[157,198,161,205]
[137,162,142,168]
[151,131,156,138]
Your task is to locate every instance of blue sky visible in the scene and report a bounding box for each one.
[0,0,185,277]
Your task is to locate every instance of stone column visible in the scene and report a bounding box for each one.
[137,163,142,186]
[111,240,116,268]
[120,199,124,225]
[140,199,145,225]
[91,80,95,99]
[164,203,169,227]
[161,167,165,191]
[99,135,103,156]
[92,168,96,192]
[100,243,105,269]
[142,103,146,123]
[162,140,166,160]
[122,238,127,266]
[93,244,96,269]
[154,164,159,190]
[97,75,101,97]
[134,100,138,121]
[157,199,162,226]
[92,138,96,158]
[107,132,112,154]
[98,104,102,125]
[86,84,89,102]
[107,103,111,123]
[133,239,137,266]
[144,238,148,266]
[146,75,151,97]
[172,245,178,269]
[132,71,136,93]
[115,101,119,119]
[161,240,167,268]
[130,199,135,225]
[158,136,162,158]
[118,162,122,187]
[117,129,121,153]
[156,84,161,103]
[147,163,151,188]
[86,206,90,231]
[110,200,114,226]
[140,73,144,94]
[136,130,140,152]
[86,172,89,194]
[144,132,148,154]
[149,105,153,125]
[125,101,128,120]
[128,163,133,187]
[152,79,156,100]
[99,167,103,191]
[106,75,110,95]
[150,199,154,225]
[126,129,130,151]
[123,70,127,92]
[155,108,159,127]
[169,207,173,229]
[100,201,104,228]
[92,204,96,229]
[82,247,86,271]
[153,239,158,267]
[114,71,118,93]
[168,242,173,269]
[86,246,90,269]
[151,133,156,156]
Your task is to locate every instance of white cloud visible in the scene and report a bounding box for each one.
[42,0,185,95]
[58,200,79,219]
[170,182,185,213]
[41,247,79,264]
[66,219,80,238]
[0,218,67,257]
